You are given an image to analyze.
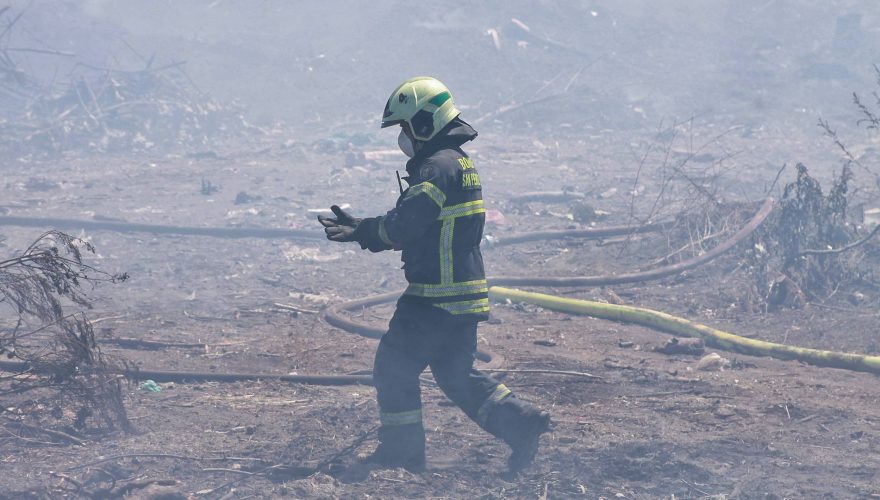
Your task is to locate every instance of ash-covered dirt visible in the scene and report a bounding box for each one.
[1,127,879,498]
[2,1,880,498]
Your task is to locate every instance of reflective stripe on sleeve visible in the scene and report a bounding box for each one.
[377,216,395,246]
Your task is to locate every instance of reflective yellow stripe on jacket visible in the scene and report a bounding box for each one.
[437,200,486,301]
[403,198,488,314]
[437,199,485,219]
[434,298,490,315]
[405,279,488,298]
[404,181,446,208]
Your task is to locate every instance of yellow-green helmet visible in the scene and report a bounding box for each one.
[381,76,461,141]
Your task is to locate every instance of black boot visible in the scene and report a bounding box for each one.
[506,410,551,473]
[362,424,426,472]
[484,398,551,473]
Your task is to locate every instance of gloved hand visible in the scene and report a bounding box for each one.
[317,205,362,242]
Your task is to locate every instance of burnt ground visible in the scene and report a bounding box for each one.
[1,126,879,499]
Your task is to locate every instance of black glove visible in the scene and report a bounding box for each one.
[317,205,362,242]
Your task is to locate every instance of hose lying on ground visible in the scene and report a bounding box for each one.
[0,360,374,386]
[326,199,774,333]
[490,197,774,286]
[325,197,880,377]
[0,215,669,246]
[0,214,667,385]
[318,214,694,370]
[8,197,826,386]
[322,290,503,368]
[488,286,880,375]
[487,220,672,247]
[0,215,323,241]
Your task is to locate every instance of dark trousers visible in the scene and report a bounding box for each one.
[372,300,534,458]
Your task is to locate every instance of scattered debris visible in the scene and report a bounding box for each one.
[234,191,262,205]
[570,202,599,224]
[289,291,335,306]
[655,337,705,356]
[225,207,262,219]
[0,231,130,435]
[697,352,730,371]
[200,178,219,195]
[23,177,60,191]
[533,339,558,347]
[747,164,873,309]
[599,187,618,199]
[767,274,807,309]
[0,8,264,157]
[487,28,502,50]
[864,207,880,226]
[138,380,163,392]
[485,209,506,226]
[602,288,624,305]
[509,191,587,204]
[847,291,866,305]
[273,302,320,315]
[281,243,341,263]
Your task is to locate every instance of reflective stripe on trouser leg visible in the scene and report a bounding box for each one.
[476,383,512,426]
[380,408,423,427]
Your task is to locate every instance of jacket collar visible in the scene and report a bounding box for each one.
[404,117,478,176]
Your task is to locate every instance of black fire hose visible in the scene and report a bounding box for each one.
[0,360,373,385]
[0,211,672,385]
[326,198,774,332]
[487,220,673,247]
[1,200,778,385]
[489,197,774,286]
[0,215,322,241]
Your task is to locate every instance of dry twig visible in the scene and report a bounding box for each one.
[799,225,880,256]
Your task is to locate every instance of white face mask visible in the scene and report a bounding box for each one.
[398,128,415,158]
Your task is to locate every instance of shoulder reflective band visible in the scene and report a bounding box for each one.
[404,181,446,208]
[380,409,423,426]
[434,298,490,315]
[477,383,512,425]
[377,216,395,246]
[437,199,485,220]
[405,279,488,298]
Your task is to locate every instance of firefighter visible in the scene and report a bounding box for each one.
[318,76,550,473]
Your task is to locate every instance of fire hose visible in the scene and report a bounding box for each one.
[4,197,877,384]
[325,196,879,376]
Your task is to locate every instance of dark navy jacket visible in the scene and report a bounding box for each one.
[355,119,488,320]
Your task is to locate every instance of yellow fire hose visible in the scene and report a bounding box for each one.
[326,197,879,377]
[489,286,880,375]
